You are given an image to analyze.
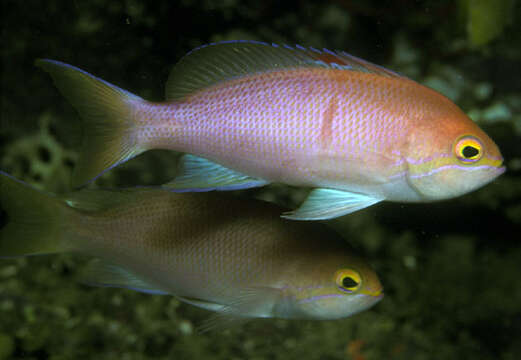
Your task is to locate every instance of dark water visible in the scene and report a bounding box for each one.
[1,1,521,359]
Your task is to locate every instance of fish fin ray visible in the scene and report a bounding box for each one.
[282,188,383,220]
[166,40,406,100]
[331,50,405,78]
[0,171,71,257]
[196,286,282,332]
[176,296,227,312]
[61,187,151,212]
[163,154,269,192]
[197,311,251,333]
[35,59,146,188]
[79,259,170,295]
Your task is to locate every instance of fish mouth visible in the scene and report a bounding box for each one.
[360,287,384,298]
[487,164,506,183]
[370,292,384,303]
[356,292,384,312]
[470,163,506,192]
[487,155,505,176]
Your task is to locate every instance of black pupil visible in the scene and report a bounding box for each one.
[342,276,359,288]
[462,146,479,158]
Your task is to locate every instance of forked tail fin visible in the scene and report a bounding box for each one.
[0,172,71,257]
[36,59,147,188]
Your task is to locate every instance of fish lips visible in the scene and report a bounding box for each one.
[347,292,384,316]
[496,165,507,176]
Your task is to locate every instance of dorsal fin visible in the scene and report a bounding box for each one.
[165,40,406,101]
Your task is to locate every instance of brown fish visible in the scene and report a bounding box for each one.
[0,172,382,328]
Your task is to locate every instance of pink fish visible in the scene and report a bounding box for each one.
[36,41,505,220]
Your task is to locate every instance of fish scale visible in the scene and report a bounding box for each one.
[35,41,504,219]
[72,191,347,297]
[0,172,383,325]
[158,70,385,179]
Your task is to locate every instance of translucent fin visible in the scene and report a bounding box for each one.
[61,188,144,212]
[176,296,227,313]
[197,287,282,332]
[79,259,170,295]
[198,313,251,333]
[282,188,383,220]
[166,40,405,100]
[0,171,70,257]
[163,154,269,192]
[323,49,404,77]
[35,59,146,188]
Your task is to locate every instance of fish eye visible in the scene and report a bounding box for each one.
[342,277,359,288]
[334,269,362,292]
[454,136,483,163]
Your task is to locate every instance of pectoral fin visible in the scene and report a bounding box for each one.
[282,188,382,220]
[176,296,227,313]
[180,287,282,332]
[163,154,269,192]
[79,259,170,295]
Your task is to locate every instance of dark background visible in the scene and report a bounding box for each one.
[1,0,520,359]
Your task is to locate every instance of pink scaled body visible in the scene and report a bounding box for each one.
[36,41,504,219]
[136,66,501,202]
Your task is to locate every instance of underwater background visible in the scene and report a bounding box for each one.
[1,0,520,359]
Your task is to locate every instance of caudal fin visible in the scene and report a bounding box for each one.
[35,59,146,188]
[0,172,69,257]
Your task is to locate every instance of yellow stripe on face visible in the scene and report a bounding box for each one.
[360,288,383,297]
[407,156,503,178]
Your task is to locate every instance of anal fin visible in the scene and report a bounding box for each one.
[164,154,269,192]
[282,188,382,220]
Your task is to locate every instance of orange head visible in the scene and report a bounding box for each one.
[404,86,505,201]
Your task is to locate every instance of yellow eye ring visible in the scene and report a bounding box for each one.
[454,136,483,163]
[334,269,362,292]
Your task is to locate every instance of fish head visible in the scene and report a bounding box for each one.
[405,111,505,201]
[290,257,383,320]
